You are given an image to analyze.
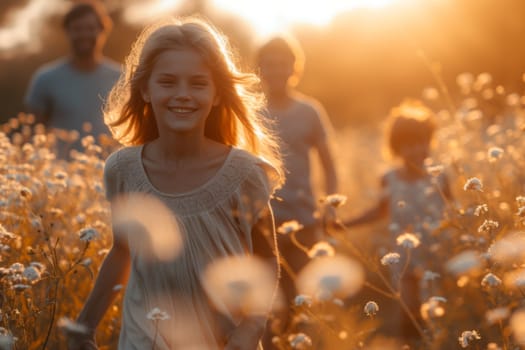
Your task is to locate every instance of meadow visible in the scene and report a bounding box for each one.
[1,72,525,349]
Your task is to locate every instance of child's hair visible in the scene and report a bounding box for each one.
[104,16,283,181]
[255,34,305,86]
[385,99,437,158]
[63,0,112,33]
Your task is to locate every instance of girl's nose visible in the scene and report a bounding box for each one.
[175,83,191,101]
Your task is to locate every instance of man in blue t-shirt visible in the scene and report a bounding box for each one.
[24,0,120,158]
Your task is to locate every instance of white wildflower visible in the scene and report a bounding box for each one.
[381,252,401,266]
[426,164,444,177]
[288,333,312,349]
[517,196,525,207]
[485,307,510,325]
[277,220,304,235]
[463,177,483,192]
[474,204,488,216]
[487,147,504,162]
[307,241,335,259]
[422,270,441,281]
[294,295,312,307]
[23,266,41,283]
[323,194,347,208]
[146,307,170,321]
[458,330,481,348]
[78,227,99,242]
[364,301,379,316]
[420,297,445,320]
[396,233,420,249]
[478,220,499,233]
[481,273,502,288]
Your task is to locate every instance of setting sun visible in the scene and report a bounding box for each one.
[210,0,398,36]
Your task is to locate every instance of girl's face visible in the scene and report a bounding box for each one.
[142,48,219,135]
[397,139,430,173]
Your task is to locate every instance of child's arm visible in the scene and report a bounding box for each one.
[225,204,278,350]
[343,176,389,228]
[67,220,131,348]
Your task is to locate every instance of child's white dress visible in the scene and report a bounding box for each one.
[103,146,279,350]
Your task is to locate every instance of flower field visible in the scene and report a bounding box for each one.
[2,73,525,349]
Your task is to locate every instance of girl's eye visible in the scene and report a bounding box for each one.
[158,80,174,86]
[192,81,208,87]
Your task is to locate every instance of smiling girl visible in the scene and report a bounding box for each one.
[66,16,284,350]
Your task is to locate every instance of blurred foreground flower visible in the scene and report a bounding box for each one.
[510,308,525,345]
[111,193,183,261]
[445,250,483,276]
[57,317,90,335]
[296,255,364,301]
[201,255,281,318]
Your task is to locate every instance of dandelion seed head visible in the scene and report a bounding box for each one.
[201,255,281,317]
[112,193,183,261]
[297,255,364,301]
[487,147,504,162]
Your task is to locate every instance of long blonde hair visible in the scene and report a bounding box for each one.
[104,16,283,183]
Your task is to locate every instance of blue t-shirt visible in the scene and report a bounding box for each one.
[24,58,121,137]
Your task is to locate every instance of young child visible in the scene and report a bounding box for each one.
[255,34,338,310]
[66,17,283,350]
[344,99,453,343]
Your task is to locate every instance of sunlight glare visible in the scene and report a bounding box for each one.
[0,0,66,57]
[122,0,185,25]
[210,0,397,36]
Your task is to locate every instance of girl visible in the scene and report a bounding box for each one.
[343,99,453,343]
[67,16,283,350]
